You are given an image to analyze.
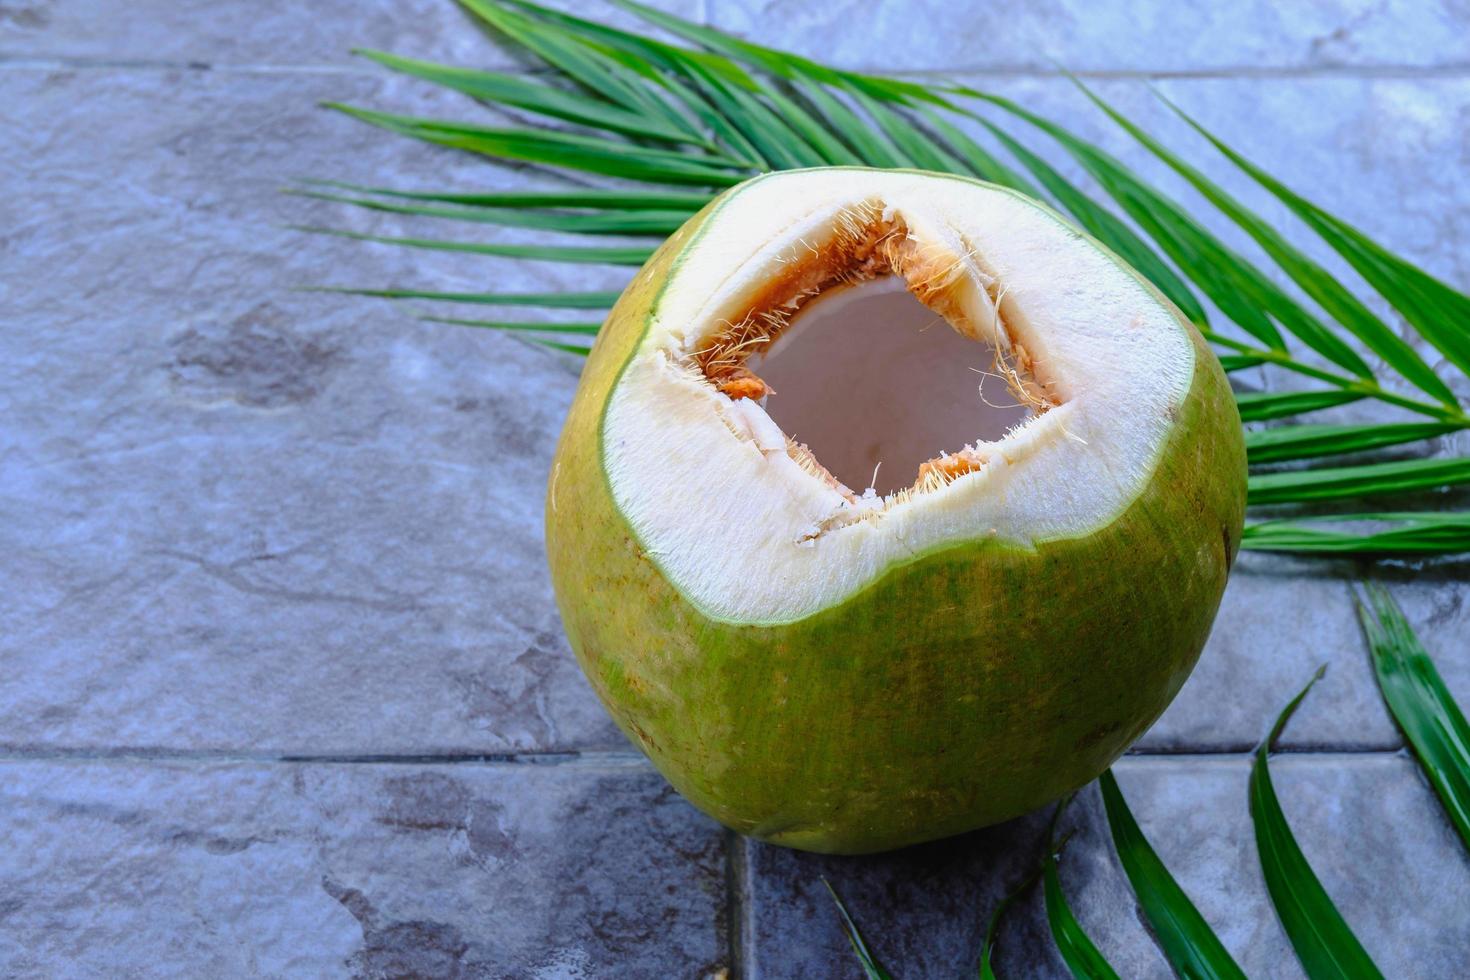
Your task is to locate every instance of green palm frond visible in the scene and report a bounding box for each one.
[1234,389,1367,423]
[1244,422,1461,464]
[1044,851,1121,980]
[1240,513,1470,556]
[977,863,1044,980]
[302,286,622,308]
[1163,97,1470,380]
[418,315,601,335]
[823,879,895,980]
[295,224,654,265]
[1248,456,1470,505]
[294,187,697,234]
[352,47,707,147]
[307,0,1470,555]
[1251,668,1386,979]
[1357,584,1470,851]
[322,102,750,185]
[1098,770,1245,979]
[1070,79,1457,407]
[297,178,715,210]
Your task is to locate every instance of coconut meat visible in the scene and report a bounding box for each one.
[602,170,1195,624]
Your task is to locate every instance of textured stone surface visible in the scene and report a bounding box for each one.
[8,0,1470,75]
[5,1,1470,977]
[5,67,1467,757]
[707,0,1470,74]
[0,757,729,978]
[0,68,625,756]
[743,756,1470,979]
[0,0,707,69]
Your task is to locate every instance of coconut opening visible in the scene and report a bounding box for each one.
[752,278,1034,495]
[689,199,1057,498]
[607,171,1200,622]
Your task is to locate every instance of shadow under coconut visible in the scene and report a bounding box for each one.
[739,802,1076,978]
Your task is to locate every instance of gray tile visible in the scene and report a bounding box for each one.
[0,0,706,69]
[1144,560,1379,752]
[741,756,1470,979]
[0,757,729,978]
[1140,558,1470,753]
[5,51,1469,768]
[6,1,1470,978]
[10,0,1467,76]
[708,0,1470,74]
[0,69,629,755]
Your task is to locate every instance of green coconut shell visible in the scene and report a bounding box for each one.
[547,177,1246,855]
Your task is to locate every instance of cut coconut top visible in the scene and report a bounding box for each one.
[602,169,1196,624]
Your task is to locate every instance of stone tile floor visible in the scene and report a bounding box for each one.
[2,1,1468,976]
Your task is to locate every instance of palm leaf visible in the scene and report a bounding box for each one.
[312,0,1470,557]
[1044,853,1121,980]
[1357,583,1470,851]
[303,286,618,309]
[1245,422,1461,464]
[460,0,694,134]
[1074,80,1456,407]
[972,116,1206,325]
[293,190,692,235]
[823,878,896,980]
[1241,512,1470,556]
[844,86,963,172]
[1218,354,1267,373]
[1203,331,1460,421]
[605,0,942,105]
[1251,666,1385,979]
[789,77,907,167]
[1234,390,1365,423]
[294,225,653,266]
[686,63,825,170]
[914,107,1040,194]
[525,336,592,356]
[1163,96,1470,381]
[325,103,749,186]
[419,316,601,335]
[746,80,863,167]
[495,3,778,171]
[298,179,714,211]
[977,864,1044,980]
[1247,456,1470,505]
[1098,770,1245,979]
[353,48,703,146]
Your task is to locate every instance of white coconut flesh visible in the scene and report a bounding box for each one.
[602,170,1196,624]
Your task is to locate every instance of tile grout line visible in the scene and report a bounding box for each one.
[3,55,1470,81]
[0,747,643,767]
[740,835,757,980]
[0,745,1408,766]
[723,827,750,980]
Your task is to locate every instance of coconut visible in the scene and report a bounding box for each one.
[546,168,1245,854]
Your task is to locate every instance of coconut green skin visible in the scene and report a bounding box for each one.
[546,176,1246,854]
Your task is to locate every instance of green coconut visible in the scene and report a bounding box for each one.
[547,168,1245,854]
